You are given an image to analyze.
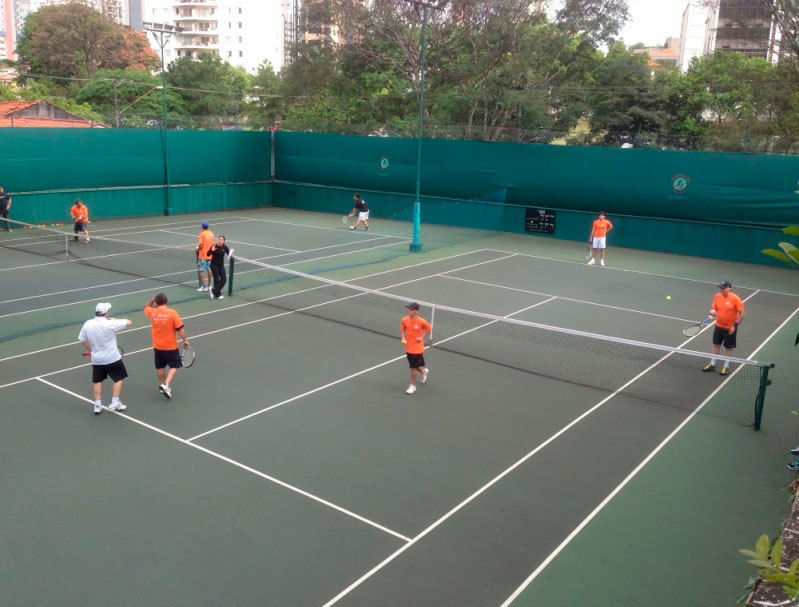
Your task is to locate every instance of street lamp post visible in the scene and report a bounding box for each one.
[402,0,447,253]
[143,22,183,216]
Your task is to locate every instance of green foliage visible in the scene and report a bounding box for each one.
[166,54,249,127]
[762,227,799,267]
[75,69,186,126]
[739,534,799,601]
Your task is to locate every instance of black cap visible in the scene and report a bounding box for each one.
[719,281,732,289]
[407,302,420,310]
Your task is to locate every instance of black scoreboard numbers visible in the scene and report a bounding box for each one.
[524,208,555,233]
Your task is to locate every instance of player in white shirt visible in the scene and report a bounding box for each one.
[78,303,132,415]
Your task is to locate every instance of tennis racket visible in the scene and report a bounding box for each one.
[586,242,592,260]
[682,316,713,337]
[342,215,351,225]
[83,346,124,357]
[181,344,196,368]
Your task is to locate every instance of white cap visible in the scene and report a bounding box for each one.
[95,302,112,315]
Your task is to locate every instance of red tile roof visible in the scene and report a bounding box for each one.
[0,101,108,128]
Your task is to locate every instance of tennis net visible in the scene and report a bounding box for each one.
[0,218,201,341]
[228,253,774,429]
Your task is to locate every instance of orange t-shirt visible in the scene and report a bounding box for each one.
[144,305,183,350]
[401,315,431,354]
[592,218,613,238]
[197,230,215,261]
[70,204,88,222]
[712,292,744,330]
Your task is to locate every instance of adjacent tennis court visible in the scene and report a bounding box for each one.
[2,207,798,606]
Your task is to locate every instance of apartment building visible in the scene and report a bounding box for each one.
[678,0,779,70]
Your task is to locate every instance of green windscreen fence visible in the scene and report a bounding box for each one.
[0,129,272,223]
[274,132,799,265]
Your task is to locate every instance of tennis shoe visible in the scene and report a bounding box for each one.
[421,368,429,384]
[197,286,208,292]
[405,385,416,395]
[600,259,605,266]
[702,363,716,372]
[788,460,799,472]
[109,402,126,412]
[587,258,595,265]
[789,446,799,456]
[349,226,355,231]
[217,295,224,299]
[93,402,102,415]
[159,383,172,399]
[720,366,730,376]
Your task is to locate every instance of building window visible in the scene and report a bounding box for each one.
[238,22,242,28]
[238,37,243,43]
[239,51,243,57]
[228,51,232,57]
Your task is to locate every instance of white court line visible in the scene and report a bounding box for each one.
[160,229,300,253]
[500,302,799,607]
[238,215,401,239]
[34,377,411,543]
[188,295,555,442]
[319,291,763,606]
[482,248,799,298]
[278,239,411,267]
[0,248,492,363]
[0,241,197,274]
[257,235,399,261]
[0,249,504,369]
[442,275,697,324]
[58,215,257,235]
[0,238,416,317]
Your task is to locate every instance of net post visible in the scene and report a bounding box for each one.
[429,304,435,345]
[227,256,235,296]
[64,233,69,259]
[754,363,774,430]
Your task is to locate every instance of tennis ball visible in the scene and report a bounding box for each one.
[666,295,671,301]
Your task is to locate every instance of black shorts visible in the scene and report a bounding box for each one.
[406,352,426,369]
[74,221,86,233]
[92,359,128,383]
[154,348,183,370]
[712,326,737,349]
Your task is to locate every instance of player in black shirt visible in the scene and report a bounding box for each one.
[347,193,369,231]
[0,186,12,231]
[209,236,231,300]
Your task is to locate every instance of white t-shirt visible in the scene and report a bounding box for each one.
[78,317,128,365]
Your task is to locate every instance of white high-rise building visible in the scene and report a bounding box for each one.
[678,0,779,70]
[144,0,283,74]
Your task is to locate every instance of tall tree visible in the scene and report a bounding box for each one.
[16,2,159,81]
[166,54,249,125]
[244,61,283,130]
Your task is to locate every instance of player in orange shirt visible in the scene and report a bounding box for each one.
[702,281,745,376]
[144,292,190,399]
[400,302,431,395]
[588,210,613,266]
[69,199,90,243]
[195,221,215,293]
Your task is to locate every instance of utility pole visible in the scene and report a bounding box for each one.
[143,22,183,216]
[401,0,447,253]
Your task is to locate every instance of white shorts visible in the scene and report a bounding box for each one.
[358,211,369,221]
[592,237,607,249]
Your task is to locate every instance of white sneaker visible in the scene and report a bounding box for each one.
[197,286,207,292]
[587,258,595,265]
[405,385,416,395]
[217,295,224,299]
[600,259,605,266]
[109,402,126,412]
[93,402,102,415]
[85,238,90,243]
[421,368,429,384]
[159,383,172,399]
[349,226,355,231]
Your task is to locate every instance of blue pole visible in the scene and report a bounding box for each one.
[409,5,428,253]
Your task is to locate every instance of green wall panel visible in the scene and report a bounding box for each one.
[275,132,799,228]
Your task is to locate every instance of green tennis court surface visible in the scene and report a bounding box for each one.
[2,208,798,606]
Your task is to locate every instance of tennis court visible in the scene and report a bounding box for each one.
[2,207,798,606]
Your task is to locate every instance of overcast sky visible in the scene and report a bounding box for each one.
[619,0,686,46]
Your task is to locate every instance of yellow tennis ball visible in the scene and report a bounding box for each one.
[666,296,671,301]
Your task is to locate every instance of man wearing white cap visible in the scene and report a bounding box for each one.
[78,303,132,415]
